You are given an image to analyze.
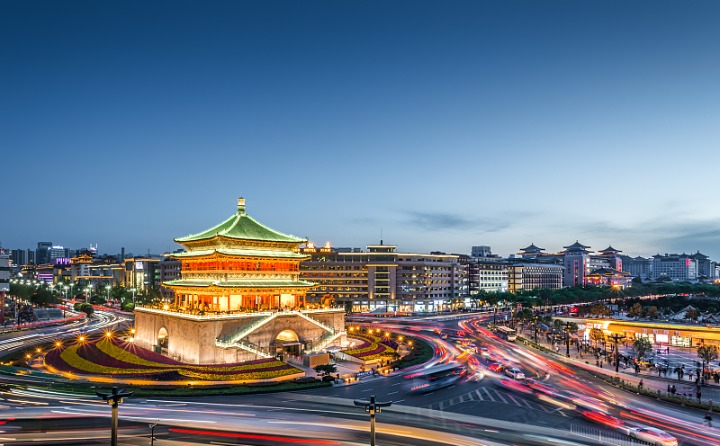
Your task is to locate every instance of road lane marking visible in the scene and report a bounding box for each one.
[492,389,508,404]
[482,388,496,402]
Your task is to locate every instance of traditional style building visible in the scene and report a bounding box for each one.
[134,198,345,364]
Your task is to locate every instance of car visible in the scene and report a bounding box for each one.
[505,367,525,380]
[627,427,678,446]
[479,347,490,357]
[469,370,486,382]
[582,410,623,429]
[488,362,505,373]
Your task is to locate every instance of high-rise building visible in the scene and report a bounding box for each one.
[36,242,52,265]
[10,249,26,266]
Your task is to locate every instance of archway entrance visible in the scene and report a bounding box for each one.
[275,329,302,356]
[157,327,169,352]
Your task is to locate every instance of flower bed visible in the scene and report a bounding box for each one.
[44,338,300,381]
[343,335,395,361]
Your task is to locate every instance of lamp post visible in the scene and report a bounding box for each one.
[608,333,626,373]
[86,286,93,303]
[534,316,539,343]
[565,322,571,357]
[130,288,137,307]
[354,395,392,446]
[493,304,497,326]
[96,386,133,446]
[149,420,158,446]
[106,285,111,306]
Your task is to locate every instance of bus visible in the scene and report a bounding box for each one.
[496,325,517,342]
[408,363,466,393]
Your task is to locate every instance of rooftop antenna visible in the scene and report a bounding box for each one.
[380,228,383,245]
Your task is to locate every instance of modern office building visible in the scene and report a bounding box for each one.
[36,242,52,265]
[506,262,564,292]
[301,242,464,313]
[651,253,697,282]
[460,255,508,294]
[158,256,181,302]
[620,255,653,281]
[124,257,161,293]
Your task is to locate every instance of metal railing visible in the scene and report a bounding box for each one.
[293,311,335,334]
[309,331,347,353]
[220,313,279,345]
[569,424,650,446]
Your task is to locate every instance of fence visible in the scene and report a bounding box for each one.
[569,424,651,446]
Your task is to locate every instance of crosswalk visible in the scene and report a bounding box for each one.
[426,387,569,417]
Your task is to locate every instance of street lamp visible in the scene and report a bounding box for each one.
[106,285,111,305]
[608,333,626,373]
[130,288,137,307]
[354,395,392,446]
[86,286,93,303]
[149,420,159,446]
[533,316,539,343]
[565,322,572,357]
[493,304,497,326]
[96,386,133,446]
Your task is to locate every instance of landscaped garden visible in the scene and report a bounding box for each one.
[44,337,302,382]
[343,333,396,361]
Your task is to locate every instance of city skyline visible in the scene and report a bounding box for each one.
[3,2,720,260]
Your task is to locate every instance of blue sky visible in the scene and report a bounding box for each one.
[2,1,719,260]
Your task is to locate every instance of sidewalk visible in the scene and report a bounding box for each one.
[520,332,720,407]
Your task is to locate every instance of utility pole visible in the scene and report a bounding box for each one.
[354,395,392,446]
[96,386,133,446]
[565,322,572,357]
[608,333,626,373]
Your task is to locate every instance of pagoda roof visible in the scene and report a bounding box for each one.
[520,243,544,252]
[164,279,315,288]
[599,246,622,254]
[563,240,591,251]
[172,248,308,260]
[692,251,709,259]
[175,198,306,244]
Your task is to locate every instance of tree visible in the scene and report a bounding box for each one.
[697,345,719,376]
[627,303,643,318]
[314,363,338,381]
[590,328,605,349]
[685,308,699,321]
[79,303,94,317]
[589,304,611,318]
[632,337,653,361]
[645,306,659,319]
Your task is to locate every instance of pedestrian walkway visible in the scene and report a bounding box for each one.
[426,385,569,417]
[518,328,720,407]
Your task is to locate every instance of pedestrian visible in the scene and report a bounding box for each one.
[666,347,670,354]
[689,370,694,381]
[697,389,701,402]
[671,385,676,395]
[668,384,672,393]
[639,379,643,389]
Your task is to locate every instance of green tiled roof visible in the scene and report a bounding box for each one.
[172,248,308,259]
[164,279,315,288]
[176,198,306,244]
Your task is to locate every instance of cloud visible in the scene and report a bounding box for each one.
[402,211,511,233]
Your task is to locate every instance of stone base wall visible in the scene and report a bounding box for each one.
[134,309,345,364]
